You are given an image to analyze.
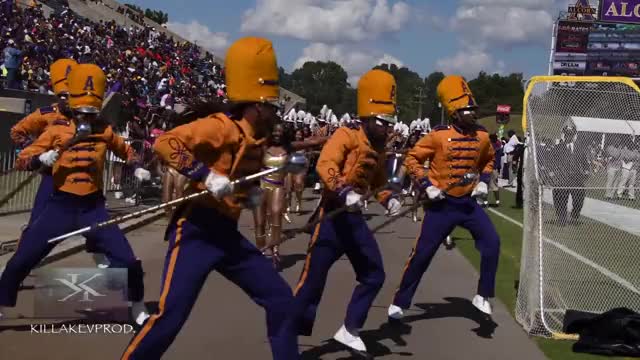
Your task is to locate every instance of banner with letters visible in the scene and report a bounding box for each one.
[600,0,640,24]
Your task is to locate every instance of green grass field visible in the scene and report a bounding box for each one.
[451,190,637,360]
[478,115,524,137]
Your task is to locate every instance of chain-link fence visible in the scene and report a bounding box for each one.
[516,76,640,339]
[0,148,41,214]
[0,139,160,215]
[103,139,161,206]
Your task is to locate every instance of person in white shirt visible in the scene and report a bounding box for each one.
[616,143,638,200]
[503,130,521,187]
[605,142,622,199]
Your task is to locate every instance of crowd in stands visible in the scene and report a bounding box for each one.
[0,2,227,130]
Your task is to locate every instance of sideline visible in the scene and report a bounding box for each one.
[487,207,640,296]
[502,186,640,237]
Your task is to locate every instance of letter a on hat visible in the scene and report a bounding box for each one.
[84,76,95,91]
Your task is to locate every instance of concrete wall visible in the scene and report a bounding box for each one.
[0,90,56,112]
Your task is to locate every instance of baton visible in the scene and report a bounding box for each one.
[267,173,479,251]
[46,167,282,244]
[262,183,397,252]
[371,173,480,234]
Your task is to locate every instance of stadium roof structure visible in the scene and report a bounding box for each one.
[570,116,639,135]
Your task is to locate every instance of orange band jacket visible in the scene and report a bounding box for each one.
[153,114,266,221]
[10,104,70,147]
[16,121,139,196]
[404,124,495,197]
[316,126,392,205]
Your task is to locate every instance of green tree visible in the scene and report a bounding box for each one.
[289,61,351,115]
[144,9,169,25]
[278,67,292,90]
[124,3,143,13]
[424,71,445,125]
[279,61,526,122]
[468,72,524,117]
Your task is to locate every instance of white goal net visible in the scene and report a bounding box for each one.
[516,76,640,338]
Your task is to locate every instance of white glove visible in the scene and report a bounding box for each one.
[38,150,59,167]
[426,186,445,201]
[471,182,488,198]
[386,198,402,217]
[205,171,234,199]
[134,168,151,181]
[345,191,363,208]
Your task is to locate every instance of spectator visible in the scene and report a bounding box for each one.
[550,126,590,225]
[503,130,521,187]
[3,38,21,89]
[486,134,503,207]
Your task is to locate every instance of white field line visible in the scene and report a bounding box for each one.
[501,184,640,237]
[487,208,640,296]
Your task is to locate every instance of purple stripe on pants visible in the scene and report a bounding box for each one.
[122,206,299,360]
[393,195,500,309]
[292,208,385,335]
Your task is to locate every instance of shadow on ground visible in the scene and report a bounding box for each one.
[301,297,497,359]
[278,253,307,271]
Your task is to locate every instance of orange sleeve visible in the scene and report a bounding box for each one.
[16,130,55,171]
[108,130,139,166]
[315,128,353,192]
[153,116,227,181]
[10,109,48,146]
[404,133,437,182]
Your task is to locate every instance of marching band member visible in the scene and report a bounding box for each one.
[10,58,110,267]
[311,114,331,194]
[10,60,77,224]
[255,123,328,269]
[388,75,500,319]
[0,64,151,324]
[121,37,299,360]
[290,128,308,213]
[161,163,189,220]
[255,122,290,267]
[290,69,402,356]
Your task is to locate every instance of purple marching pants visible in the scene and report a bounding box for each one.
[120,206,299,360]
[292,207,385,336]
[392,195,500,310]
[22,172,101,254]
[28,171,54,225]
[0,191,144,307]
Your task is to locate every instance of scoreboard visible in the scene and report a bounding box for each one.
[553,20,640,77]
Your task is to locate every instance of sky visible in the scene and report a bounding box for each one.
[127,0,581,86]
